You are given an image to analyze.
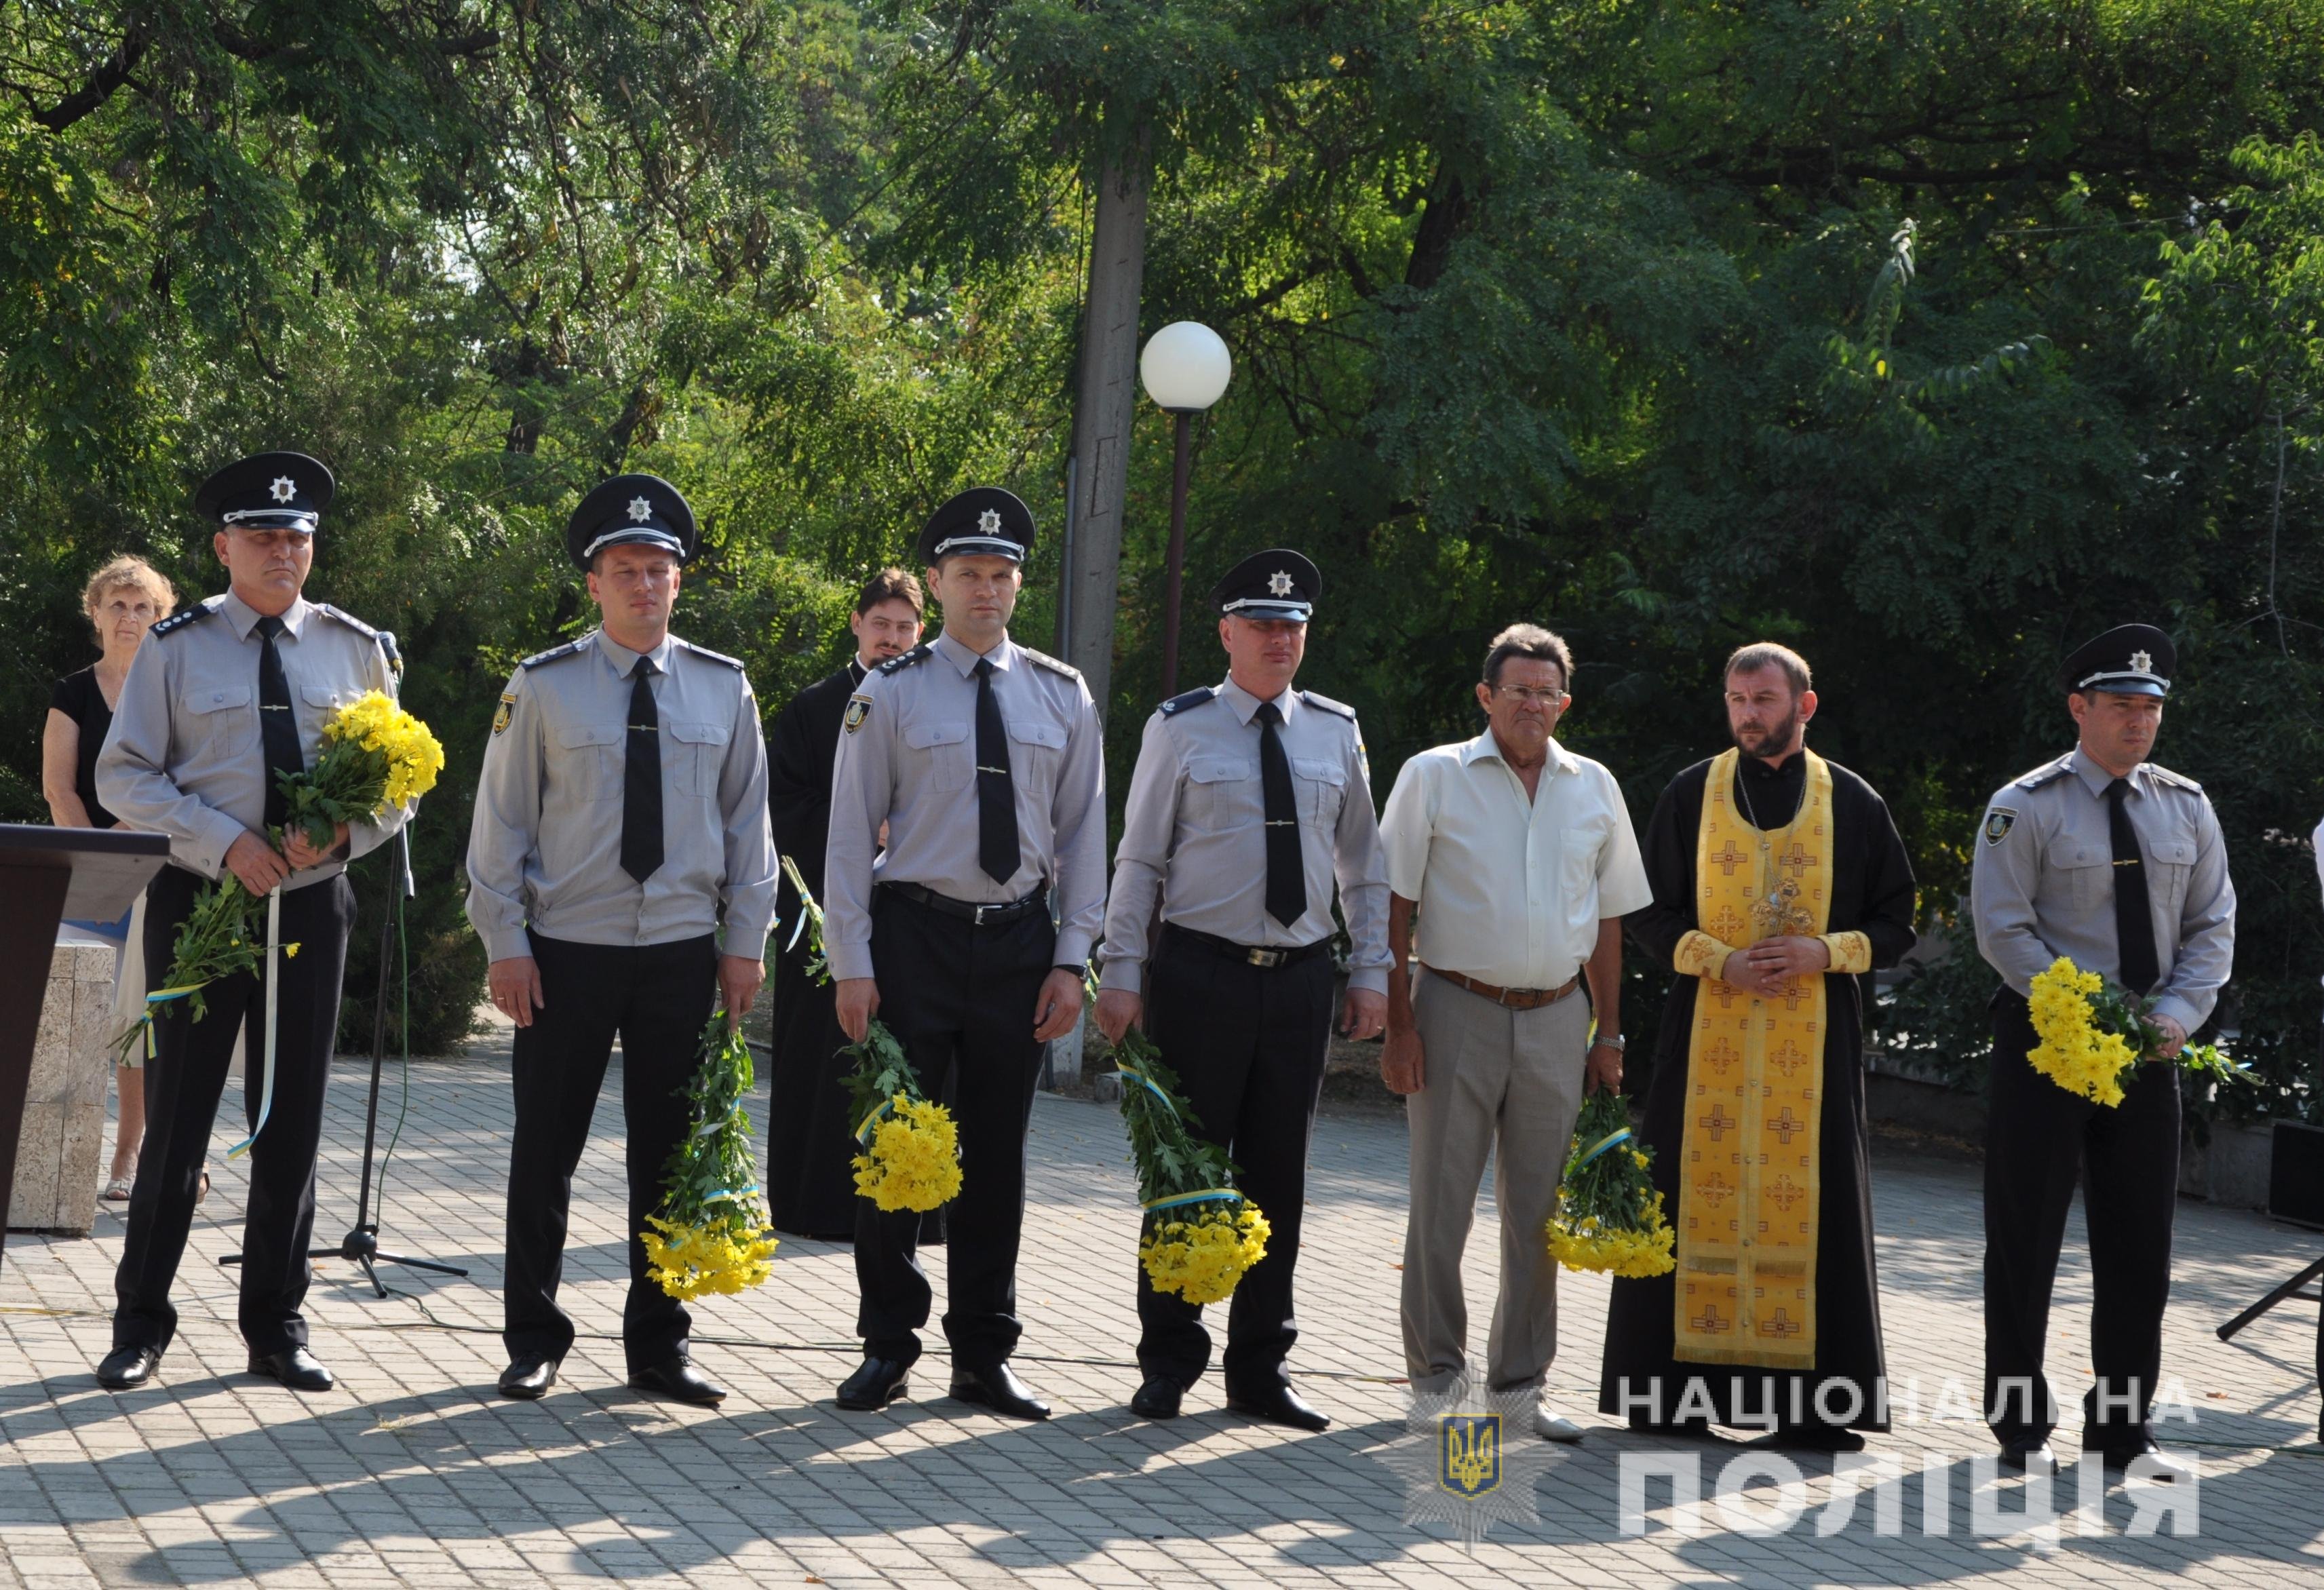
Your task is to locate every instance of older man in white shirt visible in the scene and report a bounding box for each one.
[1378,623,1651,1441]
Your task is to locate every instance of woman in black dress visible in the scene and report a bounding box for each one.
[43,555,176,1199]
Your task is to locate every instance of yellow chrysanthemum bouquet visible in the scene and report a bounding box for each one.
[117,689,441,1064]
[2025,956,2246,1108]
[642,1011,781,1299]
[1547,1088,1676,1277]
[779,855,963,1214]
[1088,969,1272,1306]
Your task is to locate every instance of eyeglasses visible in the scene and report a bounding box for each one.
[1492,685,1566,707]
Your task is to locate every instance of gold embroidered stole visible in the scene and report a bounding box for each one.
[1670,748,1835,1370]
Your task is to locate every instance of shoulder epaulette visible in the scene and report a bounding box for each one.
[149,599,219,640]
[1018,645,1081,680]
[1300,689,1357,721]
[311,602,379,640]
[1159,686,1218,718]
[673,636,745,671]
[519,638,593,671]
[2148,764,2205,793]
[878,644,933,677]
[2013,756,2075,792]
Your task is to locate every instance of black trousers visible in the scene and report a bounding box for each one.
[1982,991,2180,1446]
[113,864,355,1355]
[1137,927,1335,1393]
[503,931,716,1371]
[854,887,1052,1368]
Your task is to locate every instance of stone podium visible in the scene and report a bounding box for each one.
[11,931,119,1234]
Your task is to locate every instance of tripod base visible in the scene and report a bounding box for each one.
[2216,1256,2324,1342]
[217,1226,469,1298]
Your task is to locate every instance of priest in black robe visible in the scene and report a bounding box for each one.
[1599,643,1917,1448]
[765,570,924,1239]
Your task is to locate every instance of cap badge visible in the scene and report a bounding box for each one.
[1268,570,1295,597]
[2129,649,2153,674]
[627,496,653,524]
[977,507,1003,535]
[269,476,296,504]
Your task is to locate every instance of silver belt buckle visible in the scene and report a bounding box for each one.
[974,902,994,926]
[1509,985,1545,1003]
[1247,946,1285,969]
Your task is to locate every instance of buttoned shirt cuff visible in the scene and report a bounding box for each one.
[1674,931,1735,980]
[189,808,246,880]
[723,915,775,958]
[1100,956,1145,995]
[1053,928,1096,973]
[1820,931,1872,975]
[828,942,876,982]
[480,924,533,965]
[1346,967,1389,996]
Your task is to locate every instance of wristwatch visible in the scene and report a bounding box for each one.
[1590,1032,1627,1053]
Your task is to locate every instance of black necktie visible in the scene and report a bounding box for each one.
[2106,778,2160,995]
[254,614,303,829]
[1256,701,1306,927]
[621,657,664,883]
[974,657,1019,884]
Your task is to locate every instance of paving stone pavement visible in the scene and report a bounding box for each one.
[2,1025,2319,1589]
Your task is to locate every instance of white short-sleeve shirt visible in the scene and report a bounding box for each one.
[1378,732,1651,990]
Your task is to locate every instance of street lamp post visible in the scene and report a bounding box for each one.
[1139,321,1233,697]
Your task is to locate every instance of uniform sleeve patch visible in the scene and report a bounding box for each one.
[492,694,516,737]
[844,695,873,733]
[1983,807,2017,847]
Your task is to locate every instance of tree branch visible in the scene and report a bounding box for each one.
[31,23,149,133]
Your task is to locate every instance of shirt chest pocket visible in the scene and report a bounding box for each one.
[668,720,731,800]
[556,723,623,803]
[2148,833,2200,917]
[1184,756,1258,834]
[1556,809,1618,901]
[1292,756,1346,830]
[904,720,972,792]
[1007,718,1067,794]
[182,682,255,760]
[2043,838,2114,913]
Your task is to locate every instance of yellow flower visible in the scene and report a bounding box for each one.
[851,1095,963,1212]
[2026,957,2133,1108]
[1140,1202,1271,1304]
[642,1214,779,1300]
[1547,1191,1676,1277]
[284,943,300,959]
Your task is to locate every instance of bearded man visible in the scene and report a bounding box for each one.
[1597,643,1917,1450]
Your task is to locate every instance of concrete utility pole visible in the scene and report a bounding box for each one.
[1057,147,1149,716]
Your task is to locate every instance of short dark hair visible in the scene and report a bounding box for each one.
[856,566,924,617]
[1481,624,1573,690]
[1724,642,1812,696]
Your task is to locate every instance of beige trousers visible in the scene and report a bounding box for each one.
[1399,968,1591,1396]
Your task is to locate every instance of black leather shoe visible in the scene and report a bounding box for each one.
[2000,1439,2057,1475]
[1226,1382,1330,1432]
[950,1361,1051,1420]
[629,1354,727,1407]
[836,1356,912,1410]
[248,1346,334,1393]
[2095,1433,2194,1479]
[1130,1375,1183,1420]
[96,1345,161,1391]
[498,1355,560,1399]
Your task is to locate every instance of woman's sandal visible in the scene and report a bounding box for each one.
[101,1174,133,1201]
[195,1167,210,1206]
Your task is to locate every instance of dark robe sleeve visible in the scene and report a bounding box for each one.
[1840,772,1918,969]
[768,670,849,899]
[1625,760,1709,967]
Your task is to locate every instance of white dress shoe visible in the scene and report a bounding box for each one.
[1534,1405,1585,1443]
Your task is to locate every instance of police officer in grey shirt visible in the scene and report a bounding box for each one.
[94,452,406,1394]
[467,474,775,1408]
[1972,623,2233,1479]
[825,488,1105,1420]
[1096,549,1391,1432]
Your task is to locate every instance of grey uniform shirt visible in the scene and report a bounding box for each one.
[1100,676,1393,997]
[1971,745,2235,1034]
[465,629,776,963]
[823,630,1106,984]
[97,589,406,891]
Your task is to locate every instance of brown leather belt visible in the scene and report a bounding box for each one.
[1423,965,1582,1010]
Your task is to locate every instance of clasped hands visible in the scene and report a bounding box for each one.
[223,821,351,896]
[1718,935,1829,996]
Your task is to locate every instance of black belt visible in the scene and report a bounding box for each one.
[1163,922,1330,970]
[880,879,1048,926]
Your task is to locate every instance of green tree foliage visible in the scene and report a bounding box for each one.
[5,2,2323,1119]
